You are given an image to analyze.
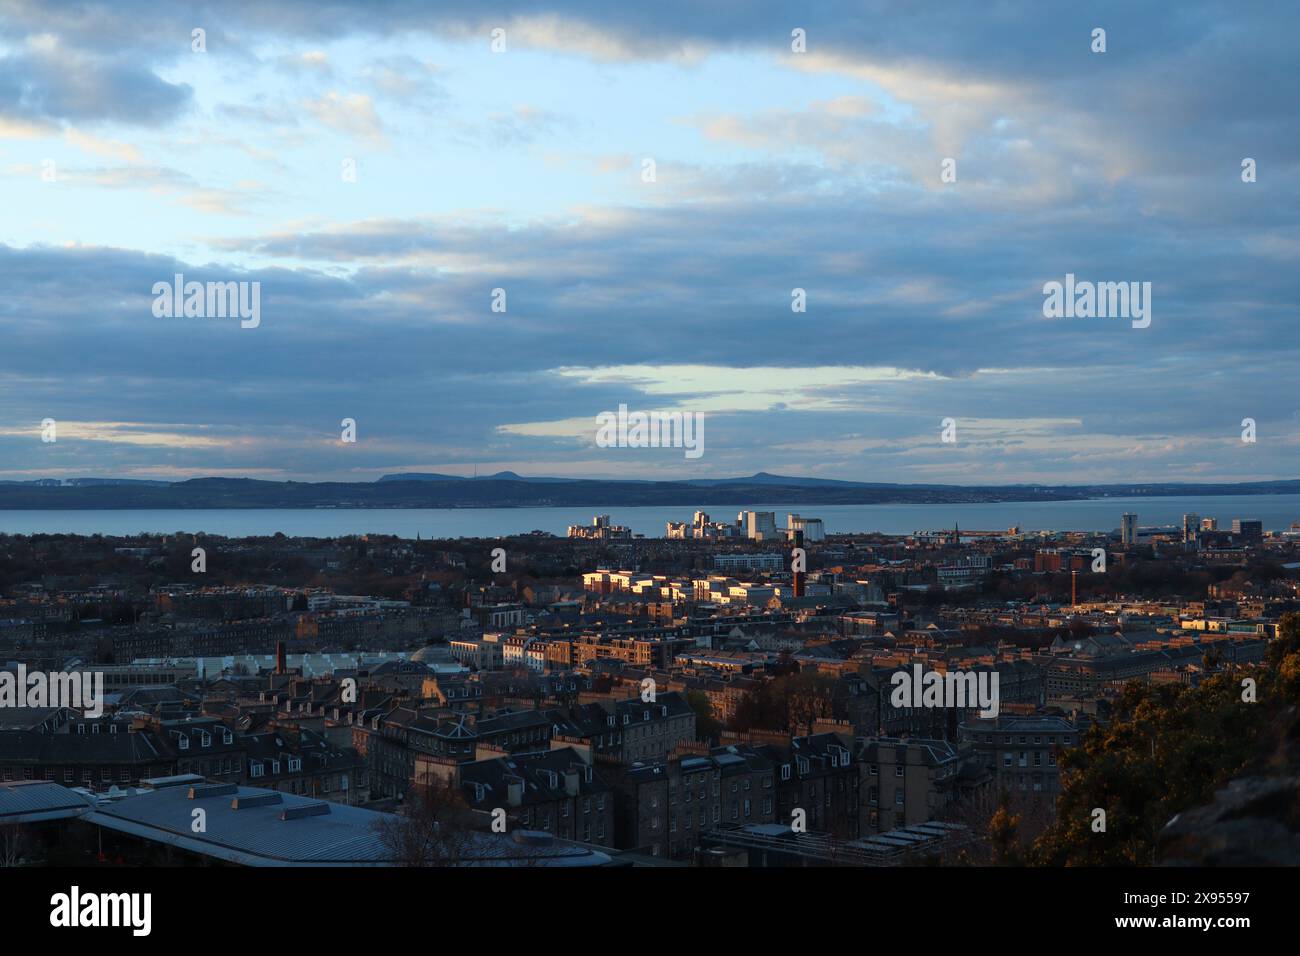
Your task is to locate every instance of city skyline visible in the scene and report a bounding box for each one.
[2,1,1297,486]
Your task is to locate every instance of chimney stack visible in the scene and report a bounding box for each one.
[793,529,806,598]
[275,641,286,675]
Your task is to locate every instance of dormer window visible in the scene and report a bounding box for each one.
[288,758,301,772]
[607,716,615,727]
[178,735,189,750]
[223,729,233,745]
[251,763,264,777]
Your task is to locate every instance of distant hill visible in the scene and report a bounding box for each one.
[378,471,573,483]
[0,474,1297,510]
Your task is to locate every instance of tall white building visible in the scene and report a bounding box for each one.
[787,514,825,542]
[738,510,777,540]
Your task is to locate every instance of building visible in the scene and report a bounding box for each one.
[1120,513,1138,547]
[958,714,1086,805]
[1182,514,1200,544]
[613,745,775,859]
[786,515,826,543]
[75,774,611,866]
[552,692,697,765]
[738,511,777,541]
[756,733,859,839]
[858,736,990,835]
[713,553,783,574]
[457,747,614,845]
[567,515,632,540]
[1232,519,1263,542]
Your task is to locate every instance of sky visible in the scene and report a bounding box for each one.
[0,1,1296,485]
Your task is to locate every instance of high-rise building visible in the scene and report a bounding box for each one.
[1182,514,1200,544]
[1120,513,1138,547]
[787,514,826,542]
[738,511,777,540]
[1232,519,1263,541]
[1200,517,1218,532]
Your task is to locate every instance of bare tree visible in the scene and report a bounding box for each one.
[0,821,31,867]
[374,778,483,866]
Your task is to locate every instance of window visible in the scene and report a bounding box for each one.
[895,766,904,777]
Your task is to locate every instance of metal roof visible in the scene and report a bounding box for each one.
[0,781,93,823]
[82,782,612,867]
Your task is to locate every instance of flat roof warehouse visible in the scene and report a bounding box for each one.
[1,774,611,867]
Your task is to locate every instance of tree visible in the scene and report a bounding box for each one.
[686,690,722,743]
[373,778,481,866]
[1032,612,1300,865]
[0,821,31,867]
[988,803,1023,866]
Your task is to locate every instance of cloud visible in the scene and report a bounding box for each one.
[301,91,385,142]
[0,34,191,127]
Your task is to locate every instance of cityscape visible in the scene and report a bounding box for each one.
[2,507,1296,871]
[0,0,1292,938]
